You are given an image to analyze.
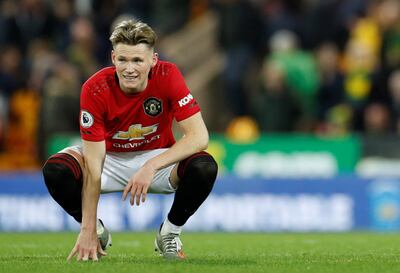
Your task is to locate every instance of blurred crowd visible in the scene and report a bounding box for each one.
[0,0,195,168]
[215,0,400,139]
[1,0,400,169]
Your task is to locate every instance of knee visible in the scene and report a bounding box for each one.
[42,153,82,192]
[42,153,83,223]
[178,152,218,187]
[191,155,218,182]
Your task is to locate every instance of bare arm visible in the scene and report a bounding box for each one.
[81,140,105,231]
[67,140,106,261]
[123,112,208,205]
[147,112,208,170]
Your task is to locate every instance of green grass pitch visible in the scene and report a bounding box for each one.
[0,232,400,273]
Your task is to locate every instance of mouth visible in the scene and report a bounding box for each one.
[123,74,139,82]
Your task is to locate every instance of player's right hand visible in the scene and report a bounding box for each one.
[67,230,107,261]
[123,163,155,206]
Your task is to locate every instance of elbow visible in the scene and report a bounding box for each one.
[199,141,208,151]
[198,132,209,151]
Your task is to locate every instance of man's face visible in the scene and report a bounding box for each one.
[112,43,157,94]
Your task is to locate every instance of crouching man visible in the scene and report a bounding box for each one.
[42,19,217,261]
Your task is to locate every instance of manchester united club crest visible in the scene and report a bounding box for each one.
[143,97,162,117]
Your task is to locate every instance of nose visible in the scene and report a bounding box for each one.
[126,62,136,73]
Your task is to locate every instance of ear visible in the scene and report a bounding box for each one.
[111,50,116,65]
[152,53,158,68]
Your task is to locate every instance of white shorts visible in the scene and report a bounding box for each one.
[60,146,176,194]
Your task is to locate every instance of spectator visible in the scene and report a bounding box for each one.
[3,0,54,53]
[151,0,191,35]
[260,0,306,45]
[251,59,301,132]
[267,29,319,130]
[388,70,400,133]
[40,60,81,159]
[321,104,354,136]
[0,45,24,150]
[213,0,264,117]
[363,102,392,134]
[341,0,400,130]
[49,0,75,53]
[302,0,366,50]
[26,39,60,93]
[0,0,18,45]
[315,42,345,126]
[66,17,100,81]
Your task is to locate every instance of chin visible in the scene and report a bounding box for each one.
[122,85,140,93]
[125,84,137,90]
[122,82,138,89]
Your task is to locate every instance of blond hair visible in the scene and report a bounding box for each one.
[109,20,157,48]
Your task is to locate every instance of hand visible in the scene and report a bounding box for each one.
[67,229,107,261]
[122,164,155,206]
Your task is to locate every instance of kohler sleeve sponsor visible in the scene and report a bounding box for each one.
[178,93,193,107]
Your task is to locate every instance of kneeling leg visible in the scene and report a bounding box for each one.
[42,153,83,222]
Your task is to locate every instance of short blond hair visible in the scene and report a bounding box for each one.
[109,20,157,48]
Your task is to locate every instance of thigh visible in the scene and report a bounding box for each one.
[101,149,177,194]
[58,146,177,194]
[59,146,176,193]
[58,145,84,169]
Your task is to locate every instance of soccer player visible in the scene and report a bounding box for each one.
[42,20,218,261]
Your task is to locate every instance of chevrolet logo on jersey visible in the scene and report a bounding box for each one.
[112,124,158,140]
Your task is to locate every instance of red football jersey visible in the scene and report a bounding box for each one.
[79,61,200,152]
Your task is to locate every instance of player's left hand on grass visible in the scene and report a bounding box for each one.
[67,230,107,262]
[122,164,155,206]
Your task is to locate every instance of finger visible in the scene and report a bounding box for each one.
[98,246,107,257]
[141,186,148,203]
[91,250,99,261]
[141,192,147,203]
[97,244,107,257]
[130,185,137,206]
[135,185,143,206]
[122,182,132,201]
[82,249,89,261]
[67,247,78,261]
[136,193,141,206]
[130,192,135,206]
[77,249,84,261]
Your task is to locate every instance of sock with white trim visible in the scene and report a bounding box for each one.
[160,218,182,236]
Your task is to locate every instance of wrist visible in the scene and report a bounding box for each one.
[81,217,97,231]
[81,225,96,233]
[144,160,158,172]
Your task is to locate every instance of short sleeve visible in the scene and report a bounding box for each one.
[168,64,201,121]
[79,84,106,141]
